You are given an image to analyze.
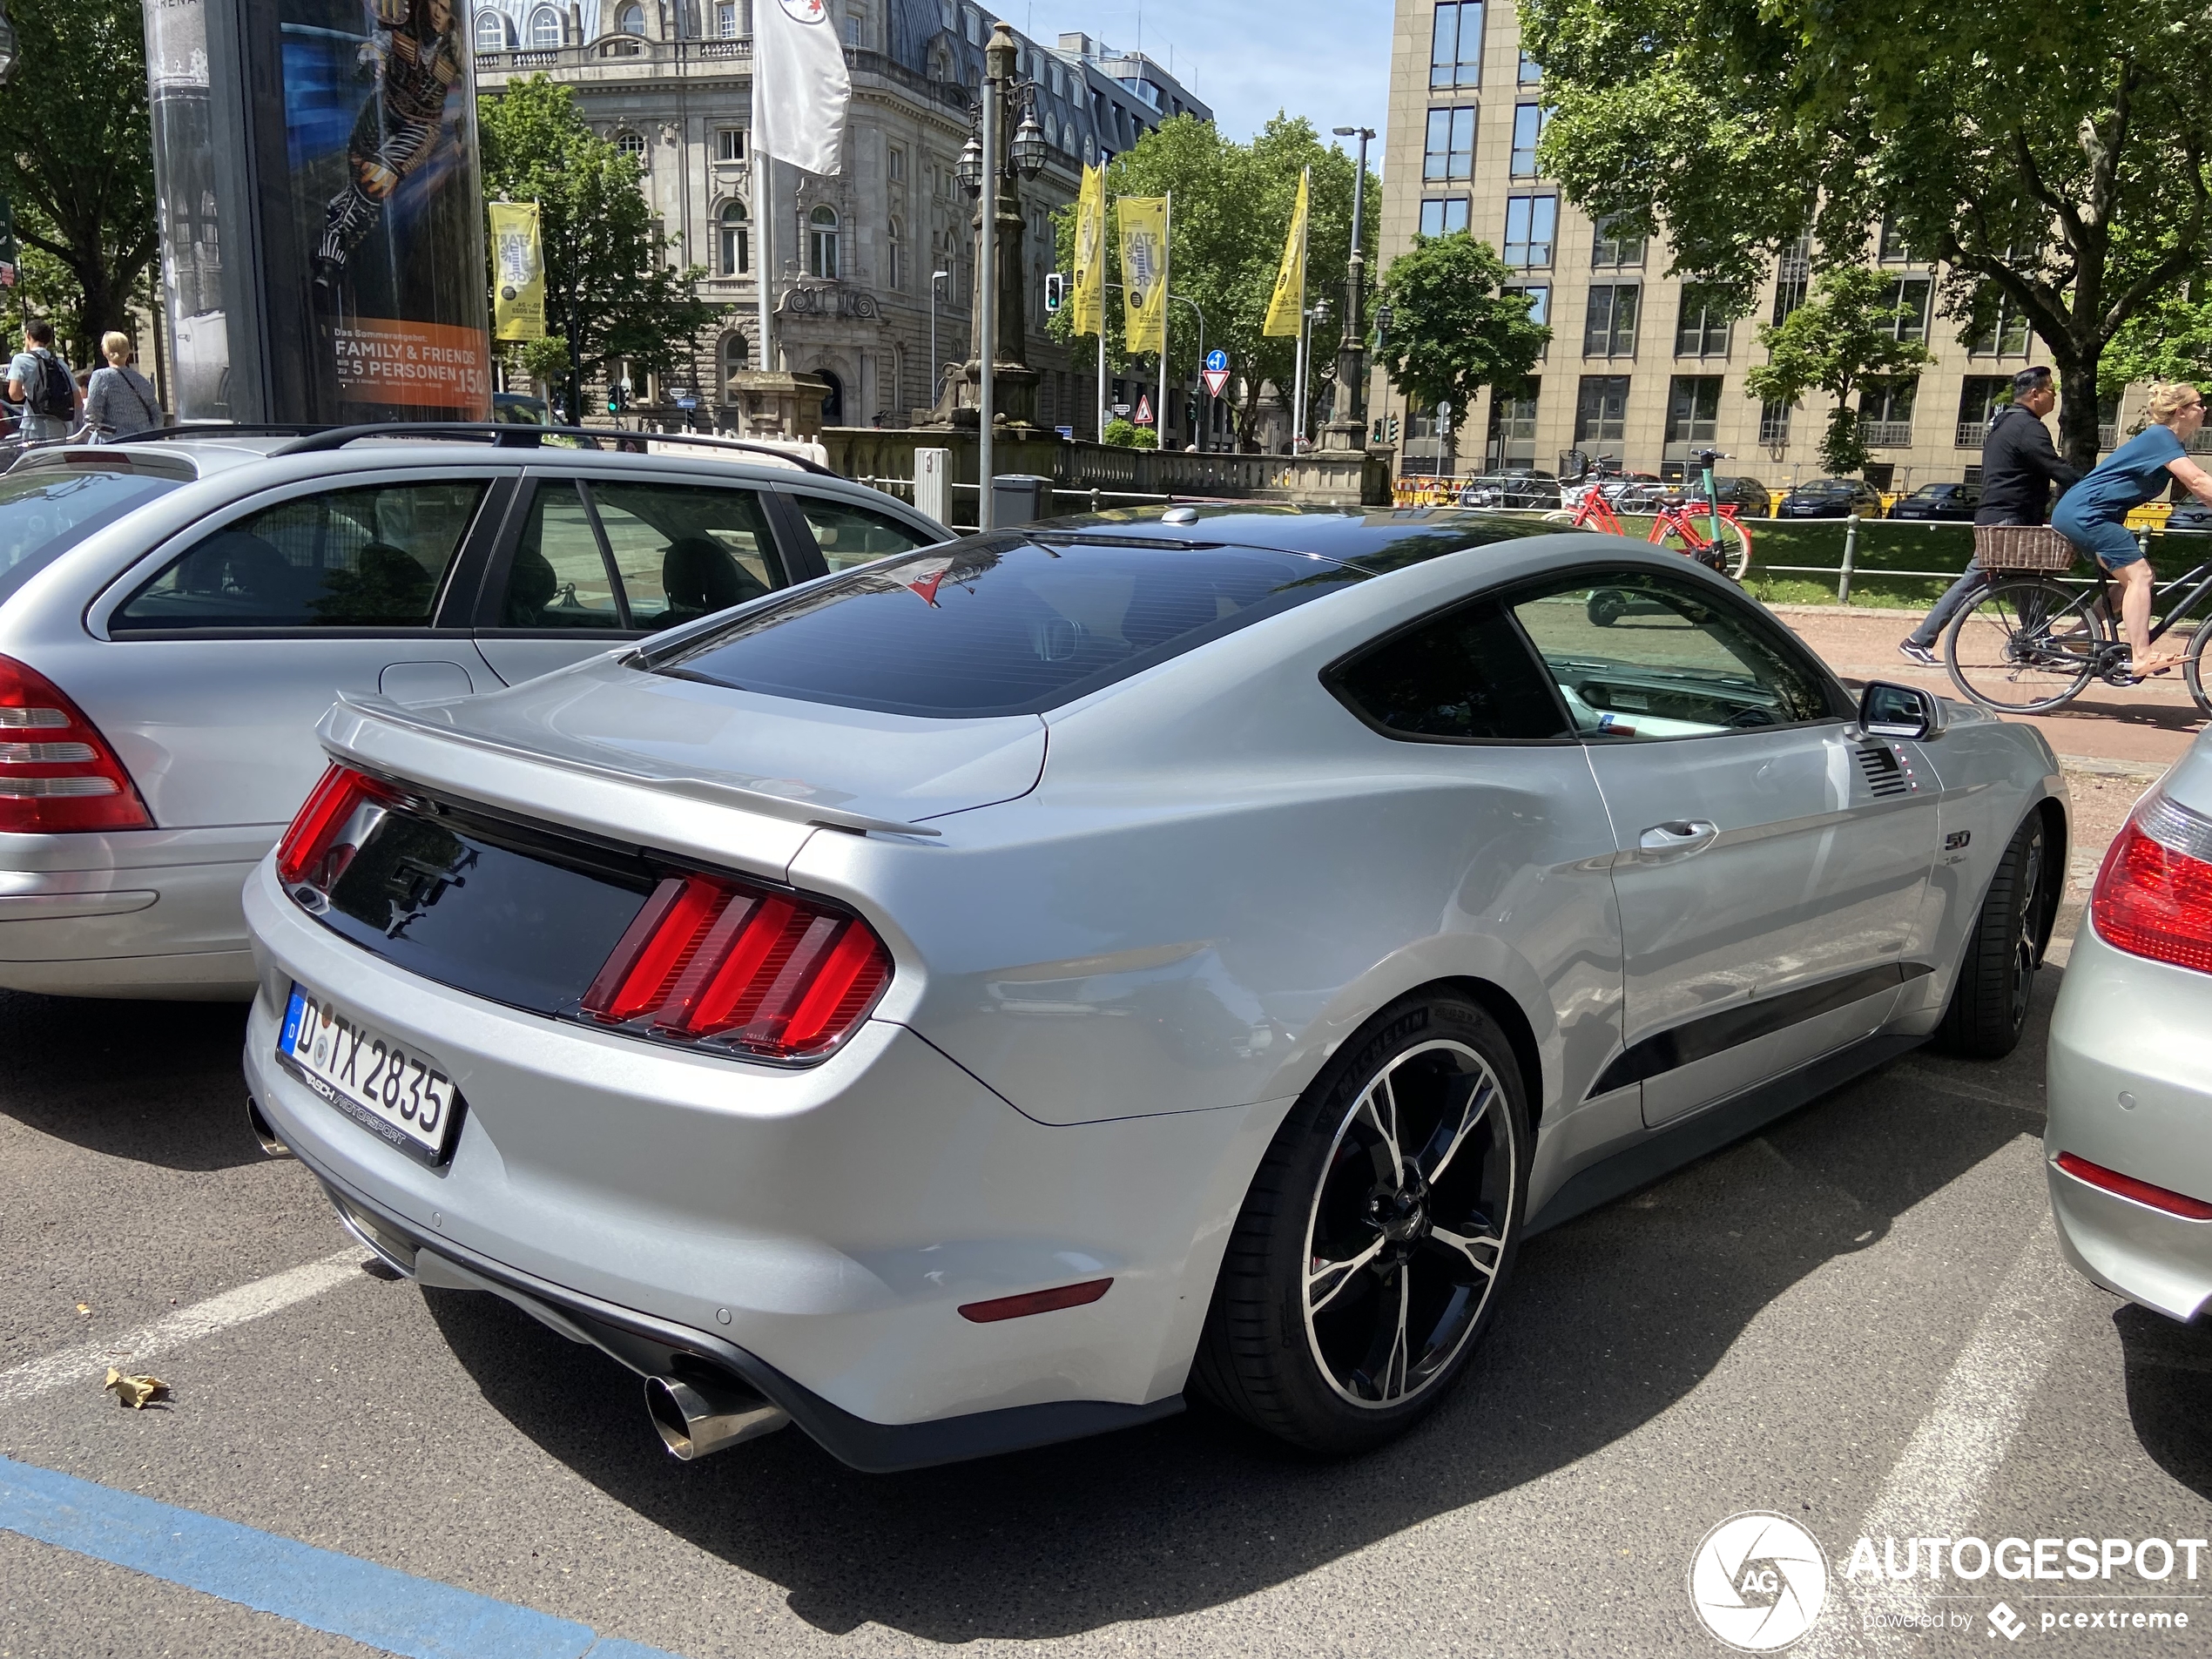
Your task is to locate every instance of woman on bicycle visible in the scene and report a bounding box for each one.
[2052,381,2212,676]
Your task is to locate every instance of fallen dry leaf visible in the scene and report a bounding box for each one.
[75,1303,90,1317]
[103,1368,169,1409]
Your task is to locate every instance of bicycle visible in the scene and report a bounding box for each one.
[1942,527,2212,717]
[1543,448,1755,580]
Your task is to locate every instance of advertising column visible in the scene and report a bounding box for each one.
[142,0,493,423]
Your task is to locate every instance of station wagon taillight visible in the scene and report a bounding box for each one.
[2091,793,2212,976]
[276,764,397,892]
[582,871,891,1061]
[0,654,153,833]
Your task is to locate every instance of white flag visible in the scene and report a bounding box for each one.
[752,0,851,176]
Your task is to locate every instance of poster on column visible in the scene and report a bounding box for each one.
[281,0,493,418]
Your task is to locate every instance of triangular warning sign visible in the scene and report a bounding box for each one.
[1134,394,1154,426]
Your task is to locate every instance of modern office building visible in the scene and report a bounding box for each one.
[469,1,1209,432]
[1372,0,2106,491]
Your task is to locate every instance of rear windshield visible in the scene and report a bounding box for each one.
[0,467,183,608]
[654,536,1368,717]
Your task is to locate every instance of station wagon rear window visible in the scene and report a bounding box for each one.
[0,466,184,608]
[652,536,1367,717]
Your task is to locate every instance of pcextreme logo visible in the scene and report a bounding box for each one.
[1689,1513,1830,1651]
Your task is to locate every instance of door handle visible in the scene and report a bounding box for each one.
[1638,819,1720,857]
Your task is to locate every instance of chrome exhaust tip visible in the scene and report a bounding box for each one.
[246,1095,293,1159]
[644,1373,791,1461]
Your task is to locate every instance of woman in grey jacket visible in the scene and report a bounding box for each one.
[82,333,163,439]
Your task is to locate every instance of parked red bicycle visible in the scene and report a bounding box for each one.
[1545,448,1755,581]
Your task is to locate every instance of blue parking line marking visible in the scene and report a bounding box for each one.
[0,1455,681,1659]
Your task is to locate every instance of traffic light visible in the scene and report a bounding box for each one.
[1043,272,1065,313]
[1388,414,1401,443]
[606,382,628,415]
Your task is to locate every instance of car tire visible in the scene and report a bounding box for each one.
[1190,994,1532,1454]
[1931,810,2053,1060]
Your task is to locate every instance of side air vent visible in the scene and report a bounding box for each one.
[1855,743,1914,799]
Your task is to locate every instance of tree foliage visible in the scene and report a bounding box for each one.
[1524,0,2212,468]
[1743,267,1932,475]
[478,77,719,413]
[0,0,158,362]
[1374,232,1549,429]
[1051,114,1375,449]
[2101,287,2212,401]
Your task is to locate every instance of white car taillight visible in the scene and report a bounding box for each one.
[0,654,154,833]
[2091,791,2212,976]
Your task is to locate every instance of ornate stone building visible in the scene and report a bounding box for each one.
[470,0,1209,433]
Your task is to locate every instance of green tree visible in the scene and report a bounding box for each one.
[1524,0,2212,468]
[1051,114,1376,450]
[478,77,719,417]
[0,0,158,361]
[2101,286,2212,401]
[1374,232,1549,454]
[1743,266,1932,475]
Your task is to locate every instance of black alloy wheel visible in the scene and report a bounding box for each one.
[1933,811,2053,1059]
[1192,995,1530,1453]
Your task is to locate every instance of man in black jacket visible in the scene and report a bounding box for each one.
[1900,367,2083,663]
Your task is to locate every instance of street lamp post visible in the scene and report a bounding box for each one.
[929,268,949,414]
[1325,125,1376,451]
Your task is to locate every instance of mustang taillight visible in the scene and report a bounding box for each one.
[582,872,891,1060]
[276,764,396,892]
[2091,794,2212,976]
[0,653,153,833]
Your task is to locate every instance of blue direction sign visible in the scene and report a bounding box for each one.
[1205,348,1228,373]
[1202,347,1231,399]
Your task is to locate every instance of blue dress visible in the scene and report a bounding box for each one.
[2053,425,2186,568]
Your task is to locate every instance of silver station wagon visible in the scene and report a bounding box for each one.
[0,426,946,999]
[239,508,2069,1470]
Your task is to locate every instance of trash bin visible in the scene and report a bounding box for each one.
[991,474,1054,527]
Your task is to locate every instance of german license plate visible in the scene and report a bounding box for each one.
[278,983,462,1166]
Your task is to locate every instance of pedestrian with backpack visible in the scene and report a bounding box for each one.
[8,319,80,442]
[82,333,163,440]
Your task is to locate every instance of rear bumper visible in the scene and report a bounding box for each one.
[2045,926,2212,1322]
[240,858,1268,1442]
[0,824,273,999]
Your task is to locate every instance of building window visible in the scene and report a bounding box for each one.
[1758,399,1793,447]
[846,14,860,46]
[807,204,840,279]
[1664,375,1723,448]
[1591,214,1644,269]
[1584,283,1639,356]
[475,10,511,50]
[888,217,905,290]
[1503,193,1556,267]
[1575,375,1629,448]
[1771,236,1811,324]
[715,0,738,36]
[1860,377,1917,444]
[616,3,645,34]
[1674,285,1732,357]
[1429,1,1483,90]
[887,144,905,182]
[1876,217,1919,263]
[1518,49,1541,84]
[528,4,560,45]
[719,199,748,274]
[615,131,648,166]
[1969,293,2033,357]
[1419,198,1471,238]
[1507,282,1549,328]
[1956,375,2010,447]
[1487,381,1540,467]
[1423,107,1476,183]
[1509,103,1546,179]
[718,331,750,389]
[716,127,745,162]
[1882,275,1932,342]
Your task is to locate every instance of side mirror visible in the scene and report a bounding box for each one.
[1858,680,1947,742]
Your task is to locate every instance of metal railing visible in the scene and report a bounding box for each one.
[851,475,1176,534]
[1861,421,1913,449]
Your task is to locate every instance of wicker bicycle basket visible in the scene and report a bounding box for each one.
[1974,525,2078,572]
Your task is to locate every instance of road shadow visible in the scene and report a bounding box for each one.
[0,988,258,1172]
[421,974,2062,1641]
[2114,1304,2212,1503]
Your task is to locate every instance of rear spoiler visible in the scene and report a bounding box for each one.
[320,693,941,840]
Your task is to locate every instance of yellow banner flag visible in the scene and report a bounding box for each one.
[1069,165,1107,336]
[1263,169,1311,339]
[1119,196,1170,355]
[489,201,547,342]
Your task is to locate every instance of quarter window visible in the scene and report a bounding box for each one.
[1330,599,1568,743]
[115,481,487,631]
[497,482,624,629]
[1506,570,1833,740]
[589,482,781,630]
[790,496,940,572]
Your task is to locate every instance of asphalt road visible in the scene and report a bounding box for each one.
[3,895,2209,1658]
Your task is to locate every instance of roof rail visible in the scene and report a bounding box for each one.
[265,421,842,477]
[111,422,330,444]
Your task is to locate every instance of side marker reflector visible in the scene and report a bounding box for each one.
[2054,1150,2212,1221]
[957,1278,1114,1324]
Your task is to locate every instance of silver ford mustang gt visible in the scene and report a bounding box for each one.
[239,507,2067,1470]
